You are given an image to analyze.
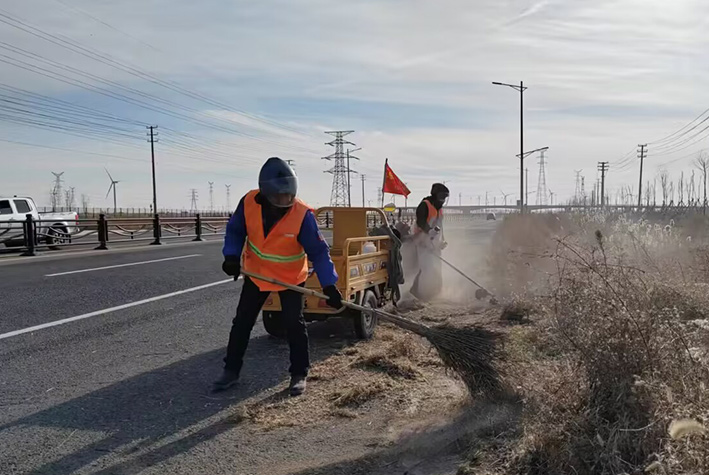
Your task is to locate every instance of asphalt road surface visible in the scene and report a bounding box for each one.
[0,221,499,475]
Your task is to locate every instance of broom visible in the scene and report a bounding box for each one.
[241,270,504,397]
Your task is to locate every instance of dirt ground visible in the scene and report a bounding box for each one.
[214,291,519,475]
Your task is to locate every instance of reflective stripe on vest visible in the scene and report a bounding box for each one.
[247,239,305,263]
[414,199,442,233]
[242,189,310,291]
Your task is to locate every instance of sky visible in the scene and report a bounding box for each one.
[1,0,709,210]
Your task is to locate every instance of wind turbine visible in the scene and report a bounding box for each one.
[105,168,120,214]
[500,189,513,207]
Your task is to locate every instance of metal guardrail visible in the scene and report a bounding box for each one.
[0,214,229,256]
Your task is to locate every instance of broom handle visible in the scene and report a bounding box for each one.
[433,252,494,296]
[240,270,428,334]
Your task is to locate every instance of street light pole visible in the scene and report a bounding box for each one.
[492,81,528,212]
[520,81,524,211]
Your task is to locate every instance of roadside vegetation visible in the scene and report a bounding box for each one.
[472,212,709,474]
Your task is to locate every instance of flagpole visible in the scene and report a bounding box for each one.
[381,158,388,208]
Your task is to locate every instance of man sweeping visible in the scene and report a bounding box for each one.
[214,157,343,396]
[410,183,449,301]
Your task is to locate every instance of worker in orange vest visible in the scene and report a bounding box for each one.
[410,183,449,301]
[214,157,342,396]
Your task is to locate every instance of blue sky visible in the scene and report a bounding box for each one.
[1,0,708,209]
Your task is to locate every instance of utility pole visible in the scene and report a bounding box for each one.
[459,192,462,206]
[346,147,361,207]
[147,126,159,215]
[361,175,366,207]
[525,168,529,208]
[598,162,609,208]
[225,184,232,210]
[190,189,199,212]
[208,182,214,212]
[323,130,355,206]
[637,144,647,209]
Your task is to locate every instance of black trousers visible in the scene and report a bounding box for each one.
[224,276,310,376]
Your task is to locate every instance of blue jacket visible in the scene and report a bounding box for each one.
[223,195,338,288]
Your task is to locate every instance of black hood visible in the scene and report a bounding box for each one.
[430,183,449,196]
[429,183,450,208]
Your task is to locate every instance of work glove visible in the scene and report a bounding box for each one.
[428,226,441,239]
[221,255,241,277]
[323,285,343,309]
[440,241,448,250]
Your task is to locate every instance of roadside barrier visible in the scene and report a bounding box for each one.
[0,214,229,255]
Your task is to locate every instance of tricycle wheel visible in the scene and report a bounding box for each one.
[262,311,286,339]
[353,290,378,340]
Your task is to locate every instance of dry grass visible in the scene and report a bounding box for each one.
[229,325,467,431]
[354,351,422,380]
[499,300,533,323]
[331,380,392,407]
[470,213,709,475]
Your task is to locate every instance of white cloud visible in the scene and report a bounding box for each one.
[1,0,709,209]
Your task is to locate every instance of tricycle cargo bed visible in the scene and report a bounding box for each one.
[260,207,399,340]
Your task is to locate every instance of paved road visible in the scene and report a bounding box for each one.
[0,221,499,475]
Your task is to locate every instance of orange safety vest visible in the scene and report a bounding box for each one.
[414,199,442,234]
[242,189,310,291]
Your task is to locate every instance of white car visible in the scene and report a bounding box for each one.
[0,196,79,249]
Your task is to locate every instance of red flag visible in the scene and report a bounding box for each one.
[382,161,411,197]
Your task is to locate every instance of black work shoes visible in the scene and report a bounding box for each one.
[212,369,239,392]
[289,374,307,397]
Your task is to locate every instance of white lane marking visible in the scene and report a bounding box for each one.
[0,277,241,341]
[45,254,202,277]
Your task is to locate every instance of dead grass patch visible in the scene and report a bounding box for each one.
[229,324,465,431]
[469,213,709,475]
[499,300,534,323]
[354,352,422,379]
[331,380,392,408]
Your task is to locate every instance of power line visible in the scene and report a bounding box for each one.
[648,107,709,145]
[0,9,320,146]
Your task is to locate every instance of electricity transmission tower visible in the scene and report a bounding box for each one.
[190,189,199,212]
[574,170,582,204]
[64,187,75,209]
[322,130,355,206]
[225,184,231,210]
[208,182,214,211]
[536,150,548,206]
[51,172,64,211]
[581,176,586,207]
